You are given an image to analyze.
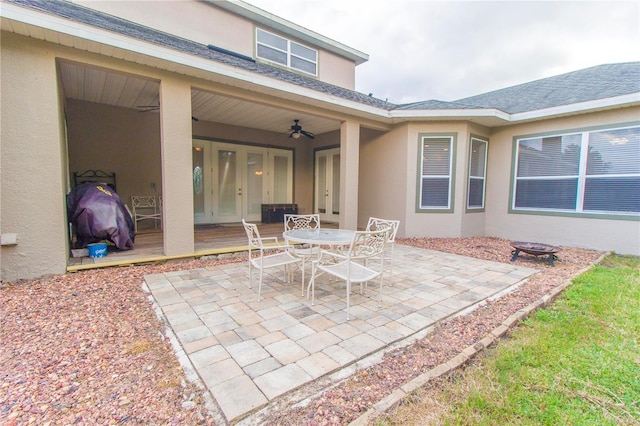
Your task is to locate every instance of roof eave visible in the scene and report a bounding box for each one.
[389,108,512,127]
[388,93,640,127]
[209,0,369,66]
[0,2,387,123]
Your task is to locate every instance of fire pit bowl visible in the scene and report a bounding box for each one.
[510,241,561,266]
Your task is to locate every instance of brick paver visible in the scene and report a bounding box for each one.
[144,244,536,424]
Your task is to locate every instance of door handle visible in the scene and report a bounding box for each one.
[238,188,242,196]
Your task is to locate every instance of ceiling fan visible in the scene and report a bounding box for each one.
[136,104,160,112]
[136,104,199,121]
[288,119,314,139]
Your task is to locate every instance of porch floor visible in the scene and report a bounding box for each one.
[141,241,537,424]
[67,222,327,269]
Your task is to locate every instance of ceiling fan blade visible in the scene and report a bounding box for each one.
[300,130,315,139]
[136,105,160,113]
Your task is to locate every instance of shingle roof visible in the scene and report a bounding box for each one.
[6,0,640,115]
[6,0,396,110]
[453,62,640,114]
[393,99,483,110]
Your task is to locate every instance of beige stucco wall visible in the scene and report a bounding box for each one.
[67,100,162,216]
[159,76,196,255]
[72,0,357,90]
[401,122,475,238]
[358,114,639,256]
[72,0,254,58]
[358,121,488,238]
[485,108,640,255]
[1,33,69,282]
[318,51,356,90]
[358,126,408,232]
[357,121,491,237]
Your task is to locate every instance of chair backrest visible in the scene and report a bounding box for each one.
[366,217,400,242]
[131,195,157,211]
[242,219,262,250]
[347,228,389,260]
[284,214,320,231]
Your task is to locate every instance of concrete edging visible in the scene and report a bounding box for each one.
[348,253,608,426]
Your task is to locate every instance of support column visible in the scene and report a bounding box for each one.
[159,76,194,255]
[339,120,360,230]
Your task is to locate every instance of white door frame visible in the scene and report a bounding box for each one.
[315,147,340,223]
[193,139,293,223]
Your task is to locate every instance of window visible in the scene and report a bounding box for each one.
[418,135,454,210]
[256,29,317,76]
[513,125,640,216]
[467,137,488,209]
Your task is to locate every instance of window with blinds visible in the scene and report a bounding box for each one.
[467,137,488,209]
[419,135,454,210]
[513,125,640,216]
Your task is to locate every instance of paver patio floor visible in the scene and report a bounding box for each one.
[143,244,537,424]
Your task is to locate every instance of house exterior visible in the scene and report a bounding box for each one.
[1,0,638,282]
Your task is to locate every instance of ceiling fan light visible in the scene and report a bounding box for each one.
[292,132,301,139]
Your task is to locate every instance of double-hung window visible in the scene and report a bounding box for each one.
[256,28,317,76]
[512,125,640,216]
[418,134,455,210]
[467,137,488,209]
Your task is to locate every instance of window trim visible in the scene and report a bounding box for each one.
[466,135,488,212]
[415,133,457,213]
[508,122,640,221]
[255,28,318,76]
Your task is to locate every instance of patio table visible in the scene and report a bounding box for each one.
[283,228,356,297]
[283,228,355,247]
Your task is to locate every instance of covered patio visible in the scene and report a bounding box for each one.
[67,222,318,270]
[140,240,537,423]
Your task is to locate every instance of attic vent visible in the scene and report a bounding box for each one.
[207,45,255,62]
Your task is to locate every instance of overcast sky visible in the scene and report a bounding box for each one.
[245,0,640,104]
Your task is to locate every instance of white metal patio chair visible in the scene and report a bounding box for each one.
[242,219,302,301]
[308,228,389,320]
[131,195,162,233]
[283,214,321,295]
[366,217,400,279]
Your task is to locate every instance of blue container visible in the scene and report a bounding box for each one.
[87,242,108,258]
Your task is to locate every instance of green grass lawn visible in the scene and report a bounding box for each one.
[382,254,640,425]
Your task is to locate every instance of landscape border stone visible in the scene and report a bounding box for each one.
[348,252,607,425]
